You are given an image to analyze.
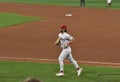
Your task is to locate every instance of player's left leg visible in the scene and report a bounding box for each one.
[67,49,83,76]
[67,53,79,69]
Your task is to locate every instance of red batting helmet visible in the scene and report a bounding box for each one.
[60,25,67,30]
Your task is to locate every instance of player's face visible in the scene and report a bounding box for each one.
[60,28,65,33]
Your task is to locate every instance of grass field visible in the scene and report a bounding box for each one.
[0,61,120,82]
[0,0,120,9]
[0,13,40,28]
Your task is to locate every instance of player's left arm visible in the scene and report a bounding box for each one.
[67,37,74,46]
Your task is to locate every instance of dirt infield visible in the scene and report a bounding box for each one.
[0,2,120,67]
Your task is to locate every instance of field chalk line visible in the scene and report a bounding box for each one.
[0,56,120,66]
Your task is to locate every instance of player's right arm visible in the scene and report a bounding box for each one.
[55,37,60,45]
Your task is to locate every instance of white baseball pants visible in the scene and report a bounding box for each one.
[58,47,79,71]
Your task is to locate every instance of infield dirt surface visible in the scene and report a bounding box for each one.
[0,2,120,67]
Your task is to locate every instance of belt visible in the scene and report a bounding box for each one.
[63,46,68,49]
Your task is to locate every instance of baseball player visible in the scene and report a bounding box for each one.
[55,25,83,76]
[107,0,112,7]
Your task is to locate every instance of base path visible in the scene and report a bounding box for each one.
[0,2,120,67]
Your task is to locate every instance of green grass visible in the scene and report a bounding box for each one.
[0,0,120,9]
[0,60,120,82]
[0,13,40,28]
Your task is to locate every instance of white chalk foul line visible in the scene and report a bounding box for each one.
[0,56,120,66]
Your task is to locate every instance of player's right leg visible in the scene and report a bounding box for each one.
[56,49,68,76]
[67,53,83,76]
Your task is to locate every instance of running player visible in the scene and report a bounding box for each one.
[55,25,83,76]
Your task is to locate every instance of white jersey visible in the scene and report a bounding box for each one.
[58,32,73,49]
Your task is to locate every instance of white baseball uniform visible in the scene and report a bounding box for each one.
[58,32,79,72]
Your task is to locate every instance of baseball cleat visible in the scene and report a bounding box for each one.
[77,68,83,76]
[55,72,64,76]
